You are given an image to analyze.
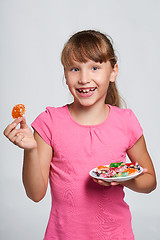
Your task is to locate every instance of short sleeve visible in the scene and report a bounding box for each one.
[126,109,143,149]
[31,107,54,147]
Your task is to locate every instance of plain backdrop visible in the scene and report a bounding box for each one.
[0,0,160,239]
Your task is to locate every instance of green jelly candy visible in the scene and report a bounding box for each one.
[121,172,129,177]
[109,162,124,168]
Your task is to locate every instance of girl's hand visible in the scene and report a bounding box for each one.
[3,117,37,150]
[92,178,119,186]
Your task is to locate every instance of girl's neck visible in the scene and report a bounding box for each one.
[68,102,110,126]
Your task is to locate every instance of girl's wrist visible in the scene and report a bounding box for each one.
[24,145,38,154]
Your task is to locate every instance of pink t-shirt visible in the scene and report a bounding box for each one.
[31,104,143,240]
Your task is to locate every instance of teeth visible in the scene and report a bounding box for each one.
[82,89,90,93]
[78,88,96,93]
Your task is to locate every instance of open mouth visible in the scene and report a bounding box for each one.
[77,87,97,94]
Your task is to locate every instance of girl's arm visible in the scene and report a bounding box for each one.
[4,118,52,202]
[23,131,52,202]
[122,135,157,193]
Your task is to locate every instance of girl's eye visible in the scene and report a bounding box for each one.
[92,66,98,71]
[72,68,79,72]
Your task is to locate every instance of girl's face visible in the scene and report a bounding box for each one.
[64,59,118,108]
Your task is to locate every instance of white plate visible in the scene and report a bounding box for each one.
[89,166,143,182]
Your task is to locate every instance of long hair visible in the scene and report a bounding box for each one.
[61,30,123,108]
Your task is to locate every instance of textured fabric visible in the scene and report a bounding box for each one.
[31,104,143,240]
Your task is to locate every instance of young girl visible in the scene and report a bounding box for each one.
[4,30,156,240]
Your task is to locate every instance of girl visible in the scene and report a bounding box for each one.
[4,30,156,240]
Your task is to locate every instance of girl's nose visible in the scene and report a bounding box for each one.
[79,70,90,84]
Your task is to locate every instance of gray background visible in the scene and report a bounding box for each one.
[0,0,160,239]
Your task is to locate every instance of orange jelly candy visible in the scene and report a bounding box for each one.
[124,168,138,175]
[12,104,26,119]
[97,165,109,171]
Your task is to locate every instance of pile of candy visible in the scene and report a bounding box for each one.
[94,162,141,178]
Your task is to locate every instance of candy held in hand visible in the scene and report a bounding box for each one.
[12,104,26,119]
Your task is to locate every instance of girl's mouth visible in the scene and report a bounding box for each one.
[76,87,97,97]
[77,87,97,94]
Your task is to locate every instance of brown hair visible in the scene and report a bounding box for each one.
[61,30,123,108]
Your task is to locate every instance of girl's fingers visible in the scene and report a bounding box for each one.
[92,178,120,187]
[4,123,16,138]
[20,117,28,129]
[14,133,24,146]
[110,181,119,186]
[3,117,24,137]
[143,168,148,173]
[93,178,111,187]
[4,118,36,149]
[8,131,25,147]
[7,128,20,140]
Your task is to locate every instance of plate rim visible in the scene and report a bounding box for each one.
[89,166,143,182]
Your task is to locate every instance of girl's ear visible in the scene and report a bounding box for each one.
[110,64,118,82]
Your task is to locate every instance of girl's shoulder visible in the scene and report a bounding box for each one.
[32,105,68,127]
[109,105,142,130]
[31,105,68,146]
[43,105,68,118]
[109,105,136,120]
[110,105,143,148]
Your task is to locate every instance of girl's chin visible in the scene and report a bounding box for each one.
[74,98,98,108]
